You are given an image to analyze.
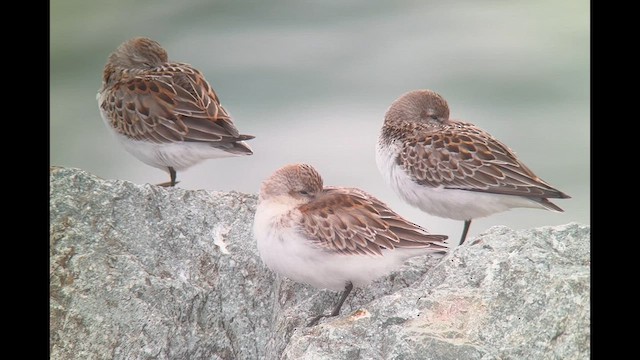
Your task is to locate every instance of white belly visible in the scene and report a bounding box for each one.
[115,133,243,171]
[253,201,438,291]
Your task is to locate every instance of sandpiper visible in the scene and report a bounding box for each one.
[97,37,254,186]
[376,89,570,245]
[253,163,448,326]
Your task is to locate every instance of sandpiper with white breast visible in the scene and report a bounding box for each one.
[97,37,254,187]
[376,89,570,245]
[253,163,448,326]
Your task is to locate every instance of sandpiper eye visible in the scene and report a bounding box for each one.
[299,190,311,196]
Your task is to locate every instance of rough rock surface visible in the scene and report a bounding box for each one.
[50,167,590,359]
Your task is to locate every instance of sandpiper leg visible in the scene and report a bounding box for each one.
[157,167,178,187]
[459,219,472,245]
[169,167,177,186]
[307,282,354,326]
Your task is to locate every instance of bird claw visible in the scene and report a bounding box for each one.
[155,181,180,187]
[307,314,330,327]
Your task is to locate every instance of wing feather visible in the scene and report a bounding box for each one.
[397,121,569,200]
[99,63,253,146]
[298,188,448,256]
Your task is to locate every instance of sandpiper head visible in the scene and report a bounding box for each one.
[385,89,450,126]
[259,164,324,203]
[106,37,168,70]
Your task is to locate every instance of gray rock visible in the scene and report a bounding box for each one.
[50,167,590,360]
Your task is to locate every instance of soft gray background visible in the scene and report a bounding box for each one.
[50,0,589,243]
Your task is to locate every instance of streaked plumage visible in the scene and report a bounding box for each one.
[253,163,448,325]
[376,89,570,245]
[97,37,254,186]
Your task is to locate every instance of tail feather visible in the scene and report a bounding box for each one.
[533,198,565,212]
[230,140,253,155]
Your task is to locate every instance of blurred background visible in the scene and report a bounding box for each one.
[51,0,589,243]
